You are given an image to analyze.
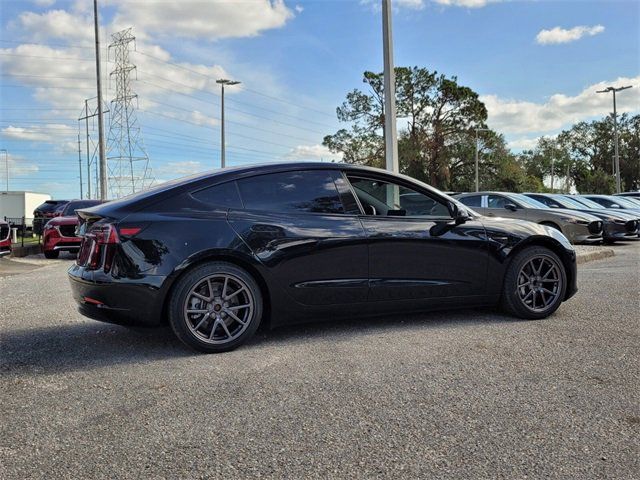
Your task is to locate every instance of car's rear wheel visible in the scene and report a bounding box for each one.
[168,261,263,353]
[44,250,59,259]
[501,246,567,319]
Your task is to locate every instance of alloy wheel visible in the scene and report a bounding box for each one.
[516,255,563,313]
[183,273,254,344]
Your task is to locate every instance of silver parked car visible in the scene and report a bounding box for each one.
[523,193,639,243]
[455,192,603,244]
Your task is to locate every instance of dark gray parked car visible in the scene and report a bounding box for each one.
[524,193,639,243]
[454,192,603,244]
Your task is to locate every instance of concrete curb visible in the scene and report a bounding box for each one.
[576,248,615,265]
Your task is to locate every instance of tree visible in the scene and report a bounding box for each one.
[323,67,488,190]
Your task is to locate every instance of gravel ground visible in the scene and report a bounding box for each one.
[1,243,639,479]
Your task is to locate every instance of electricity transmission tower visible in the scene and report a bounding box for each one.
[106,28,154,198]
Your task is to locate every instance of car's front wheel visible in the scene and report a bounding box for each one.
[168,261,263,353]
[501,246,567,319]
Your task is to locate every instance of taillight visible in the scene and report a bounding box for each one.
[81,223,120,270]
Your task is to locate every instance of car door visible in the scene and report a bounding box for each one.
[345,173,488,301]
[486,194,528,220]
[227,169,369,306]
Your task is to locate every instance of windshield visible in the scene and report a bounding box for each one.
[624,197,640,207]
[611,196,640,208]
[62,200,101,216]
[571,196,605,209]
[509,193,548,209]
[553,195,586,209]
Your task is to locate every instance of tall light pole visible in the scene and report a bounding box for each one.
[596,85,632,193]
[0,149,7,192]
[93,0,107,200]
[216,79,240,168]
[382,0,399,175]
[550,158,555,193]
[474,128,489,192]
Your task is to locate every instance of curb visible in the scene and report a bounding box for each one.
[9,244,42,258]
[576,248,615,265]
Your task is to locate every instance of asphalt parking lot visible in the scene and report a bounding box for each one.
[1,244,639,479]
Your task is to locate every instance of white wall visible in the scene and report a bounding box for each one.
[0,192,51,223]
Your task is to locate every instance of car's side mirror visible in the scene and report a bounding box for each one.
[504,203,518,212]
[448,202,470,225]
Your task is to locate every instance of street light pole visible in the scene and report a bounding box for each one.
[93,0,107,200]
[596,85,632,193]
[216,79,240,168]
[382,0,399,175]
[0,149,7,192]
[474,128,489,192]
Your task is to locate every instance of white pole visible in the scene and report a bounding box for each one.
[382,0,399,175]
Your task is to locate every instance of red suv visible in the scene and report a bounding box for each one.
[43,200,102,259]
[0,220,11,257]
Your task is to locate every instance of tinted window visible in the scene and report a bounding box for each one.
[348,176,450,218]
[487,195,508,208]
[237,170,345,214]
[191,181,242,209]
[62,200,102,216]
[459,195,482,207]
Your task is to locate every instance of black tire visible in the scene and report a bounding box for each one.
[44,250,59,259]
[501,246,567,320]
[168,261,263,353]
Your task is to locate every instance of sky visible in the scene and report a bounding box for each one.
[0,0,639,199]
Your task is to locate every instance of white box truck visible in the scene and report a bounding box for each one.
[0,191,51,228]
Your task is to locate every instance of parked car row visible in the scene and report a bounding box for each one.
[32,199,70,235]
[454,192,640,245]
[42,200,103,258]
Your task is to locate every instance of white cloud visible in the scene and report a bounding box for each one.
[17,9,94,43]
[1,124,76,143]
[482,76,640,135]
[287,144,343,161]
[155,161,206,176]
[109,0,295,39]
[433,0,497,7]
[536,25,605,45]
[507,137,541,151]
[2,154,40,176]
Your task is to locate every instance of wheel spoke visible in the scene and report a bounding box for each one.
[222,276,229,299]
[187,309,209,314]
[224,287,245,302]
[219,320,232,338]
[225,309,246,326]
[192,292,210,302]
[194,312,211,330]
[209,320,219,340]
[228,304,250,311]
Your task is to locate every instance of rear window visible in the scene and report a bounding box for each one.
[191,181,242,209]
[62,201,102,216]
[459,195,482,207]
[36,200,67,213]
[237,170,345,214]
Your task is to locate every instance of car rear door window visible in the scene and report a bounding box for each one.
[191,181,243,209]
[459,195,482,207]
[237,170,346,214]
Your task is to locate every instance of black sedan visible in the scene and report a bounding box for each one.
[69,162,577,353]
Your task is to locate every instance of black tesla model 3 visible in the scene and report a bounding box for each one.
[68,162,577,353]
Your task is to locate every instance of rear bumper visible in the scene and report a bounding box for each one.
[68,263,166,327]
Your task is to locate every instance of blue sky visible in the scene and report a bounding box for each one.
[1,0,638,199]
